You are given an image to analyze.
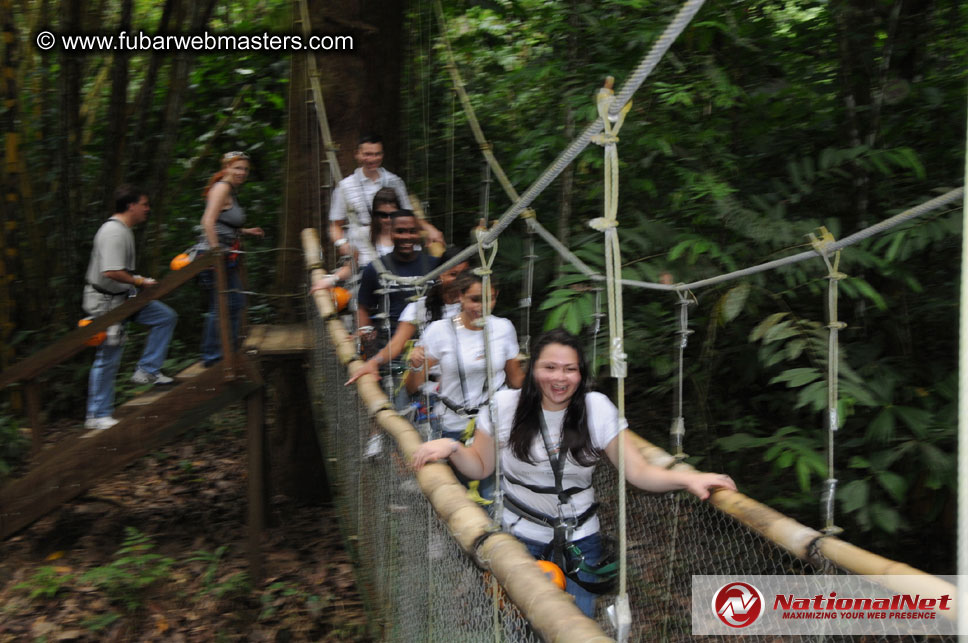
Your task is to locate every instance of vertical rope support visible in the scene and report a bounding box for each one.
[810,228,846,535]
[957,82,968,640]
[474,231,503,641]
[590,77,632,641]
[520,211,537,359]
[379,281,395,399]
[446,88,456,245]
[671,289,694,459]
[591,286,604,371]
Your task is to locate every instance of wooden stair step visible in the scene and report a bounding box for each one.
[115,386,175,417]
[176,361,208,381]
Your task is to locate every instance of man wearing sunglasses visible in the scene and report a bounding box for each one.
[328,134,443,261]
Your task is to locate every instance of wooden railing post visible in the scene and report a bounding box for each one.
[24,381,43,456]
[246,384,266,583]
[213,250,235,379]
[238,254,250,340]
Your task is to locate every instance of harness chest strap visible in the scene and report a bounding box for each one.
[498,410,616,592]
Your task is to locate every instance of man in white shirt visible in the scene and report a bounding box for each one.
[328,134,443,258]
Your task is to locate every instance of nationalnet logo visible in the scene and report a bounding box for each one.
[693,575,962,636]
[712,581,765,628]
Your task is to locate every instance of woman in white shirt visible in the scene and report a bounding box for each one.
[412,329,736,616]
[406,272,525,438]
[407,272,525,502]
[345,246,469,386]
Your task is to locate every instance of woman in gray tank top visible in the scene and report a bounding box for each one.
[198,151,264,366]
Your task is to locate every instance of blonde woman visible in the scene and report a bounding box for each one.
[198,151,264,366]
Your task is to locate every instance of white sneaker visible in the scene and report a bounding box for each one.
[85,416,119,430]
[130,369,174,385]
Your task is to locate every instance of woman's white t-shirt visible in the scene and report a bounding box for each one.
[476,389,624,542]
[398,298,460,326]
[419,316,519,434]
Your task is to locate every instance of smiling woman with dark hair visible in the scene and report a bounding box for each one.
[412,328,736,616]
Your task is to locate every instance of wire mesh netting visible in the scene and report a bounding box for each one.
[310,312,541,642]
[309,308,954,642]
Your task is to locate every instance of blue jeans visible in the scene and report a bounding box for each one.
[520,532,604,617]
[200,265,244,365]
[86,300,178,419]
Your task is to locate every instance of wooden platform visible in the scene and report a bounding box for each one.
[242,324,311,356]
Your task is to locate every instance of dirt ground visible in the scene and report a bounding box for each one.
[0,411,373,642]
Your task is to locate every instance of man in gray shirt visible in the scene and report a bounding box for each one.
[82,185,177,430]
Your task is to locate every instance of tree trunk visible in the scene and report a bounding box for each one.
[143,0,218,274]
[268,0,407,501]
[99,0,132,211]
[55,0,84,324]
[0,0,20,369]
[126,0,178,182]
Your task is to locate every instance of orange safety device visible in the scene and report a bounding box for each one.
[170,252,192,270]
[330,286,351,312]
[535,560,566,590]
[77,317,107,346]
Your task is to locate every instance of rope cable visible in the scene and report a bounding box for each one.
[447,88,456,245]
[590,79,632,640]
[957,79,968,640]
[474,232,505,529]
[415,0,709,290]
[671,289,694,460]
[520,216,537,359]
[810,228,846,536]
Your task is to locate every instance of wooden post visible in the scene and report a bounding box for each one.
[213,250,235,379]
[246,384,266,583]
[238,254,250,340]
[24,380,43,456]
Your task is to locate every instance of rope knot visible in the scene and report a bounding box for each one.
[520,208,536,220]
[588,217,618,232]
[591,132,620,147]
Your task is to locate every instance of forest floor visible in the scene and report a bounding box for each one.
[0,408,373,642]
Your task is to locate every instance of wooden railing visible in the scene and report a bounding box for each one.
[0,250,238,453]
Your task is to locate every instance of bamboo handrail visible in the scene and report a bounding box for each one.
[302,228,613,643]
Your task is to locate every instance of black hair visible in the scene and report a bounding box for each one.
[357,133,383,147]
[389,209,416,223]
[370,187,401,245]
[114,184,147,213]
[425,246,470,322]
[508,329,598,467]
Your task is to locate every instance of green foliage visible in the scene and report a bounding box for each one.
[258,581,327,623]
[419,0,960,570]
[13,566,75,600]
[81,611,123,633]
[79,527,175,611]
[186,545,251,600]
[0,406,29,480]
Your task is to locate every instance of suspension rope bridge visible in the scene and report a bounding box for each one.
[0,0,960,640]
[300,0,962,639]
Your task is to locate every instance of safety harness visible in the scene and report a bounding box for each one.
[501,411,618,594]
[438,316,492,505]
[436,316,486,422]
